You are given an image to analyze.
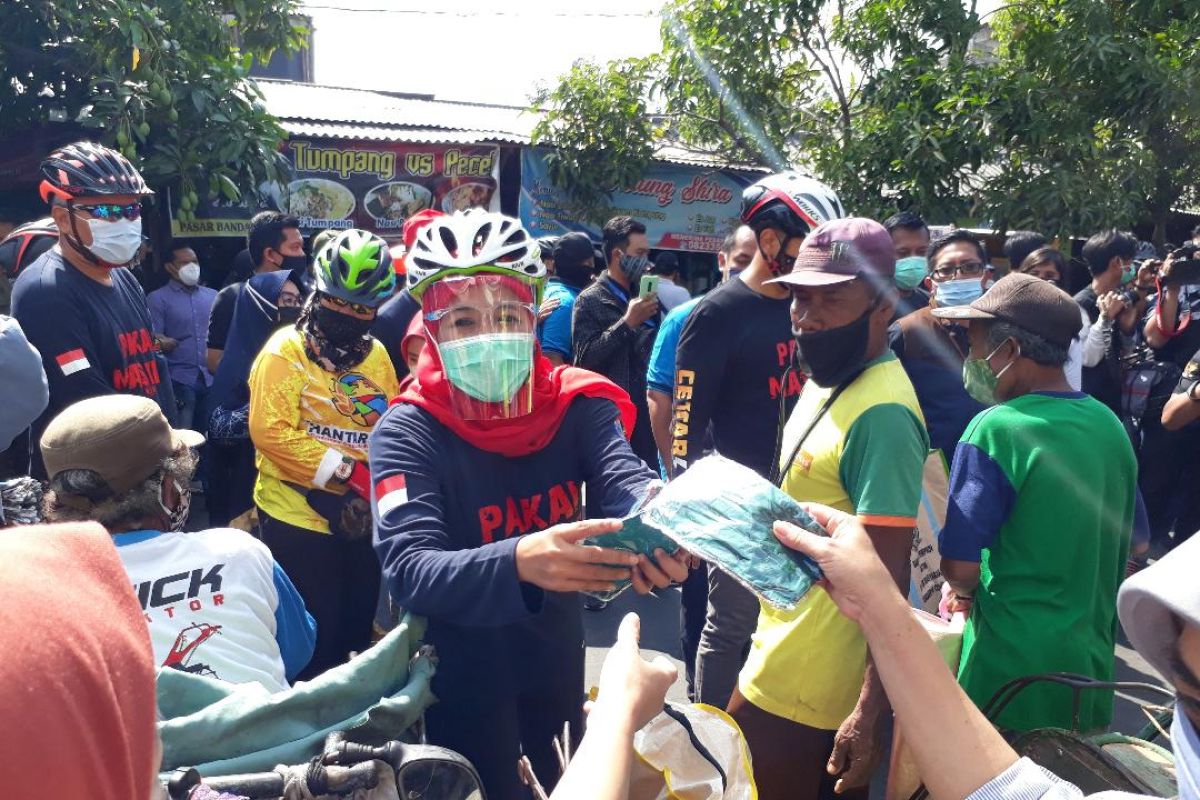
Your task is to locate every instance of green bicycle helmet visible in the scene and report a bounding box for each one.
[314,228,396,308]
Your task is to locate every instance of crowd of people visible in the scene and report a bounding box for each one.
[0,138,1197,800]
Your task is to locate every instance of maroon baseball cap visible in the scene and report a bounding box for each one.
[932,272,1082,348]
[770,217,896,288]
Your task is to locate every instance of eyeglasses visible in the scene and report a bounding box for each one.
[324,295,374,316]
[72,202,142,222]
[930,261,987,281]
[278,292,303,308]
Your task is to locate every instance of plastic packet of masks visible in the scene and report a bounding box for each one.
[585,456,825,609]
[584,482,680,603]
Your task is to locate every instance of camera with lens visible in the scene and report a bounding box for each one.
[1163,243,1200,287]
[1117,285,1141,307]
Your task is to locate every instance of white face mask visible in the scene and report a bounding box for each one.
[83,216,143,265]
[177,262,201,287]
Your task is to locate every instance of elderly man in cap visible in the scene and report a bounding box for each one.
[40,394,315,692]
[729,218,929,800]
[762,502,1198,800]
[934,273,1137,733]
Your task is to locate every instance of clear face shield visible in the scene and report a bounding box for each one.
[422,273,540,421]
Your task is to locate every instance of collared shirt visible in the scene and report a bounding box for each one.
[147,279,218,387]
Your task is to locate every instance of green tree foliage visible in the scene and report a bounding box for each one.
[535,0,1200,239]
[975,0,1200,242]
[534,0,987,222]
[533,58,662,222]
[0,0,303,220]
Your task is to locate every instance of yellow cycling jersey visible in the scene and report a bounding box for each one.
[248,326,399,532]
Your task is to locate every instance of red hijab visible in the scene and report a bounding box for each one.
[394,275,635,456]
[0,522,158,799]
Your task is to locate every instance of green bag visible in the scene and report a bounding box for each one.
[587,455,825,609]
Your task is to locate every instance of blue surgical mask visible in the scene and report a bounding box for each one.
[438,332,534,403]
[936,276,988,307]
[1121,262,1137,285]
[894,256,928,291]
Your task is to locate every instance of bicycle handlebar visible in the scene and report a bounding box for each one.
[169,760,380,799]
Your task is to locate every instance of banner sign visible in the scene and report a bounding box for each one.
[173,139,501,238]
[519,147,755,253]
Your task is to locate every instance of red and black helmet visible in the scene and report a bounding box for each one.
[38,141,153,205]
[0,218,57,280]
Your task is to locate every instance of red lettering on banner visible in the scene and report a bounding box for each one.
[680,175,733,205]
[625,178,677,207]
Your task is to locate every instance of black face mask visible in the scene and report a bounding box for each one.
[312,303,373,345]
[794,305,874,388]
[556,258,593,290]
[279,253,309,273]
[276,305,302,327]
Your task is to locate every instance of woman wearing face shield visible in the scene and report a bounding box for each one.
[368,210,688,800]
[249,229,400,678]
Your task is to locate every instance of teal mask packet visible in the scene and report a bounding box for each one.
[584,456,825,609]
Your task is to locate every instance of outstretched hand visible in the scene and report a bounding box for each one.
[772,503,896,623]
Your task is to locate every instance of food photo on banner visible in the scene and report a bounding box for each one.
[518,146,755,253]
[173,139,502,238]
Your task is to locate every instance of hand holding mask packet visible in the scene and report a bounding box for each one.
[585,456,826,608]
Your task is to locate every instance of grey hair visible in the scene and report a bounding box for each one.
[43,448,197,529]
[986,321,1069,367]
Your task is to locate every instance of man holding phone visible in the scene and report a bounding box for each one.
[572,216,662,468]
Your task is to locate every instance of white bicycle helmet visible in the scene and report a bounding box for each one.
[741,171,845,235]
[406,210,545,299]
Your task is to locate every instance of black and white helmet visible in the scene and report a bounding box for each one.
[406,210,545,299]
[740,171,844,236]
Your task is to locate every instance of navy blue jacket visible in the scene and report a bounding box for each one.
[369,396,654,694]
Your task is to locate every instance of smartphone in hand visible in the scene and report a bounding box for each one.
[639,274,660,298]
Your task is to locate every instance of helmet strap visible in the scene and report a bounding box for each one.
[61,202,122,270]
[757,229,797,277]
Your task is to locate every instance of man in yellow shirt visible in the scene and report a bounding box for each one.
[249,228,398,677]
[729,218,929,800]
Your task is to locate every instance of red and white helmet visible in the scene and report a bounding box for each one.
[740,171,844,235]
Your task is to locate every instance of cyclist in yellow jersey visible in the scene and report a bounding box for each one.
[249,228,399,677]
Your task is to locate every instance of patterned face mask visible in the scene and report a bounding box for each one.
[158,478,191,532]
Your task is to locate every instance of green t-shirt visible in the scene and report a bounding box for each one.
[940,391,1136,732]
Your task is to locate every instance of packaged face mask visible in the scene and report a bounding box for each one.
[585,455,825,609]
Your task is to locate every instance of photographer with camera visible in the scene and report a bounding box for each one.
[1141,244,1200,548]
[1075,231,1143,414]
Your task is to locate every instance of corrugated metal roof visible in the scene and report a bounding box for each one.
[258,79,536,143]
[280,121,528,145]
[258,79,769,169]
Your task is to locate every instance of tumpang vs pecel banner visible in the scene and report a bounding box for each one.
[519,147,756,253]
[172,139,501,238]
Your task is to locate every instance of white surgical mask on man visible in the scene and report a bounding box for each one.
[177,262,201,287]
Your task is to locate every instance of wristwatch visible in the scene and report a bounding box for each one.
[333,457,354,483]
[1188,380,1200,402]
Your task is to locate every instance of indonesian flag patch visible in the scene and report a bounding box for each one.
[56,348,90,376]
[375,474,409,519]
